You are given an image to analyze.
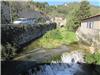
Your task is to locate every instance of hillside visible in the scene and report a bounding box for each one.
[1,1,100,24]
[46,2,100,18]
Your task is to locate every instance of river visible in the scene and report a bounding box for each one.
[2,42,98,75]
[12,35,94,75]
[17,51,93,75]
[14,41,88,61]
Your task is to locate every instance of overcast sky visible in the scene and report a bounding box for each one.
[33,0,100,6]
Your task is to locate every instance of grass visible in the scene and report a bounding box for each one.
[23,27,78,50]
[39,28,78,48]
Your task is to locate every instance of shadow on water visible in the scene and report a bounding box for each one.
[1,61,100,75]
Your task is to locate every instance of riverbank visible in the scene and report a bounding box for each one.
[13,27,78,60]
[23,28,77,50]
[14,45,70,61]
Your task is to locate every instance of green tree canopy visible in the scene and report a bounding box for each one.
[67,1,91,31]
[77,1,91,21]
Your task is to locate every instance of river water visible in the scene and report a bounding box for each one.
[14,42,92,75]
[19,51,92,75]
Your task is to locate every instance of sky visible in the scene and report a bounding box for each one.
[33,0,100,6]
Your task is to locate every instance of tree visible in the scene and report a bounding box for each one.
[67,1,91,31]
[31,1,49,11]
[77,1,91,21]
[67,9,80,31]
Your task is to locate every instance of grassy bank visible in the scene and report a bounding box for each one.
[39,28,78,48]
[24,28,78,50]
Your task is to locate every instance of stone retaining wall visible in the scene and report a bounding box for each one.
[76,27,100,50]
[1,23,56,48]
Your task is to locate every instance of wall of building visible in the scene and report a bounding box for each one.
[51,17,66,27]
[81,16,100,30]
[76,16,100,50]
[76,27,100,50]
[79,16,100,39]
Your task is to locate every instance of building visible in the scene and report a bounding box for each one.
[76,14,100,50]
[80,14,100,32]
[50,16,66,27]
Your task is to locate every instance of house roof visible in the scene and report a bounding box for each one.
[82,14,100,21]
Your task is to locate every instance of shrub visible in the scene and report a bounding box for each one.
[85,52,100,64]
[1,43,17,60]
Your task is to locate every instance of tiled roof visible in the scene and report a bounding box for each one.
[82,14,100,21]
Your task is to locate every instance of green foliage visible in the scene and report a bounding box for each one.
[24,28,77,49]
[43,29,63,40]
[1,43,17,60]
[85,52,100,64]
[67,1,91,31]
[31,1,49,11]
[77,1,91,21]
[39,28,78,48]
[67,13,80,31]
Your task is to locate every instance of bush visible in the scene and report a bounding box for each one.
[43,29,63,40]
[85,52,100,64]
[1,43,17,60]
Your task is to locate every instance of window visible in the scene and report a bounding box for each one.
[87,22,94,29]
